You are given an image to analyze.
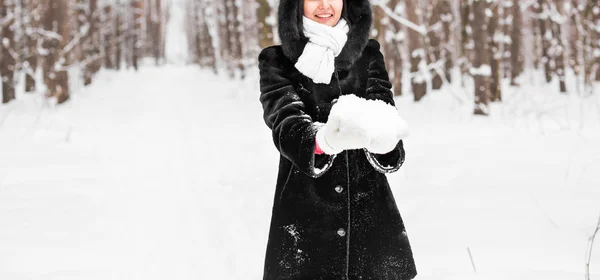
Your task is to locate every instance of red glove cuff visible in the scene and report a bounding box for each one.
[314,136,324,155]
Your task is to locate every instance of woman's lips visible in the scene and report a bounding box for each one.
[314,14,333,23]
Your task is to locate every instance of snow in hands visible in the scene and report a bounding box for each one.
[329,94,409,154]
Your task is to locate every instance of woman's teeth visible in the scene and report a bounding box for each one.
[316,14,333,18]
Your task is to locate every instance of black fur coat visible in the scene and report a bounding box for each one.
[258,0,417,279]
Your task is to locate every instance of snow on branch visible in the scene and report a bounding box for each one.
[524,2,567,24]
[520,0,538,11]
[59,24,90,58]
[469,65,492,77]
[371,0,427,35]
[586,214,600,280]
[0,14,14,29]
[32,28,63,41]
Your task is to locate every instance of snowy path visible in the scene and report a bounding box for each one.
[0,66,276,279]
[1,65,599,279]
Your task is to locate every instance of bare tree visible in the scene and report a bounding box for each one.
[552,0,567,93]
[1,0,16,103]
[103,5,115,69]
[385,0,405,96]
[568,0,582,78]
[22,0,39,92]
[530,2,542,70]
[372,0,400,97]
[439,0,453,85]
[257,0,274,48]
[533,0,567,92]
[83,0,100,86]
[583,0,600,88]
[190,0,216,72]
[406,0,426,101]
[472,0,490,115]
[131,0,142,70]
[372,1,385,48]
[242,0,260,72]
[115,1,123,70]
[537,0,553,82]
[426,0,453,90]
[488,0,502,101]
[150,0,164,65]
[230,0,245,78]
[585,215,600,280]
[460,0,473,82]
[41,0,70,104]
[427,0,443,90]
[509,0,524,85]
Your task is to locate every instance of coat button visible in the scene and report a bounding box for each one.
[337,228,346,237]
[335,185,343,193]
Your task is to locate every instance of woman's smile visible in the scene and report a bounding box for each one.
[304,0,343,27]
[314,13,334,23]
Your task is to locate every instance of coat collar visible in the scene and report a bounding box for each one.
[278,0,373,70]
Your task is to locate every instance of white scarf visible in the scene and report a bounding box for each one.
[295,17,349,84]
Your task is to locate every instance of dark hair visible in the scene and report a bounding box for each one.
[296,0,352,34]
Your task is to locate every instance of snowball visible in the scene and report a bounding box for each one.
[329,94,410,153]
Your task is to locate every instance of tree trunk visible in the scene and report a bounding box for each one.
[553,0,567,93]
[510,0,523,85]
[590,2,600,82]
[531,4,542,70]
[23,0,39,92]
[191,0,202,64]
[104,5,114,69]
[257,0,274,49]
[116,4,122,70]
[406,0,426,101]
[440,0,453,85]
[1,0,16,103]
[132,0,142,70]
[538,0,553,83]
[194,0,216,72]
[218,0,232,75]
[145,0,152,56]
[426,0,453,89]
[488,0,502,102]
[153,0,162,65]
[567,0,581,78]
[460,1,473,81]
[428,0,443,90]
[472,0,490,115]
[388,0,404,96]
[84,0,98,85]
[41,0,70,104]
[230,0,245,78]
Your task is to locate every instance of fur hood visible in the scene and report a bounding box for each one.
[277,0,373,70]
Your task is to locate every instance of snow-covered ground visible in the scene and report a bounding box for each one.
[1,3,600,276]
[1,63,599,280]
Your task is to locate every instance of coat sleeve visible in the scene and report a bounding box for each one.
[362,39,406,174]
[258,47,337,178]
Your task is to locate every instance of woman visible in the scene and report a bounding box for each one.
[258,0,417,279]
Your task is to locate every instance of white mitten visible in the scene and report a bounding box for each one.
[360,99,410,154]
[316,95,370,154]
[366,113,409,154]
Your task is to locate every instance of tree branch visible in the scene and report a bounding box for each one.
[371,0,427,35]
[0,14,14,29]
[586,214,600,280]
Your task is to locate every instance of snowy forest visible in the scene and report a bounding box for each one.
[184,0,600,115]
[0,0,168,104]
[1,1,599,114]
[1,0,600,280]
